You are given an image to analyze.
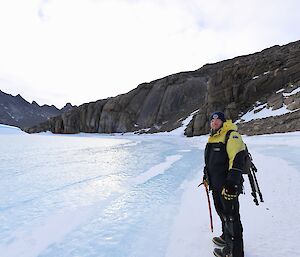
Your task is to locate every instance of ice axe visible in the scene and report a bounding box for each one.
[198,181,213,233]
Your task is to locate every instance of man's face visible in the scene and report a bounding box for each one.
[210,118,223,131]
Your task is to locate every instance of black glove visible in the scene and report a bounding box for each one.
[222,180,238,201]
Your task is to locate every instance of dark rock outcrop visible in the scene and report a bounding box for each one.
[236,84,300,135]
[185,41,300,136]
[0,90,76,129]
[25,74,207,134]
[238,109,300,135]
[24,40,300,136]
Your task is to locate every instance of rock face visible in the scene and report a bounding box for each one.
[25,74,207,134]
[237,85,300,135]
[238,110,300,135]
[185,41,300,136]
[0,90,76,129]
[24,40,300,136]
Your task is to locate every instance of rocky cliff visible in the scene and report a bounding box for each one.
[185,41,300,136]
[237,85,300,135]
[25,74,207,134]
[24,40,300,136]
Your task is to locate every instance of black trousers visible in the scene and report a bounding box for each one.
[212,190,244,257]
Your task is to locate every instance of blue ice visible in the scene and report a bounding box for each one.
[0,133,203,257]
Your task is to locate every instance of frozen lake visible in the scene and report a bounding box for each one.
[0,130,204,257]
[1,126,300,257]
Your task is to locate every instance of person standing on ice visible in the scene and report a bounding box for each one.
[203,111,245,257]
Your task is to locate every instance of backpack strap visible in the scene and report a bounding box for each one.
[224,129,236,146]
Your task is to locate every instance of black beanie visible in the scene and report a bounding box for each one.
[210,111,226,122]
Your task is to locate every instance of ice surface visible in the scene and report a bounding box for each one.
[0,131,201,257]
[131,154,183,184]
[0,124,24,134]
[1,128,300,257]
[167,132,300,257]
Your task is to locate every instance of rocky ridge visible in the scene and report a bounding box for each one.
[24,40,300,136]
[25,74,207,134]
[0,90,75,129]
[185,41,300,136]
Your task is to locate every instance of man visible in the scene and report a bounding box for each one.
[203,111,245,257]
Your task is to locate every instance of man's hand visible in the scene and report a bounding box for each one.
[203,166,209,185]
[222,180,238,201]
[198,175,209,187]
[203,174,209,187]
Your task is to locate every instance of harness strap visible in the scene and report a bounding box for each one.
[224,129,236,146]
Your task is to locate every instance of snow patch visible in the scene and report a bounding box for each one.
[252,70,270,80]
[166,177,214,257]
[237,85,300,123]
[283,86,300,97]
[238,103,295,123]
[276,88,284,94]
[167,145,300,257]
[159,109,199,136]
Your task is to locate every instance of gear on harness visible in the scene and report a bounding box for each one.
[225,130,264,205]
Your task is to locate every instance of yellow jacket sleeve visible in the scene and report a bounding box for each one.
[226,131,246,171]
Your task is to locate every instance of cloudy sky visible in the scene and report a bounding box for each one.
[0,0,299,108]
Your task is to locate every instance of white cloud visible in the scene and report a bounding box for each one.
[0,0,299,108]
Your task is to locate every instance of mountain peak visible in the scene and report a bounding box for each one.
[61,102,75,112]
[0,90,63,128]
[32,101,40,107]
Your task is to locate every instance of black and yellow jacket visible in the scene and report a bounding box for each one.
[204,120,246,192]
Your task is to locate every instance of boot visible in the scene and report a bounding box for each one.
[212,234,226,247]
[213,247,232,257]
